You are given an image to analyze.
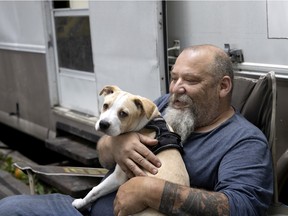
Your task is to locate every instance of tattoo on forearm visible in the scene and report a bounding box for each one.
[159,181,179,213]
[159,182,229,216]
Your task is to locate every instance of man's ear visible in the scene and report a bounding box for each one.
[133,97,160,120]
[219,76,232,98]
[99,85,121,96]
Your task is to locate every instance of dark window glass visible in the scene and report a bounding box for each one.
[55,16,94,72]
[53,1,70,9]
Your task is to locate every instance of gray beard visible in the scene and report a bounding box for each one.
[163,106,195,143]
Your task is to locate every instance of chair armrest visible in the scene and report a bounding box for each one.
[268,202,288,215]
[277,149,288,194]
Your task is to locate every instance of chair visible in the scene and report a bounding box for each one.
[278,149,288,205]
[232,71,288,214]
[14,71,288,213]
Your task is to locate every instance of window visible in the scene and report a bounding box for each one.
[53,0,93,73]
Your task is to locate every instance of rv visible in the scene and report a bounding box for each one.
[0,0,287,204]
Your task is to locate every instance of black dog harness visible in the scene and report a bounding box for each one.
[145,116,183,154]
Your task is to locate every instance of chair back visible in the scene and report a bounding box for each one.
[231,71,278,203]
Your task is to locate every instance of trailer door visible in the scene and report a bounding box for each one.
[48,1,167,117]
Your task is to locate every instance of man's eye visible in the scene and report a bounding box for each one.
[187,80,198,85]
[186,79,196,83]
[119,111,128,118]
[171,77,178,82]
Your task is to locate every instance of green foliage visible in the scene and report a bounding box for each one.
[0,152,59,194]
[0,154,14,173]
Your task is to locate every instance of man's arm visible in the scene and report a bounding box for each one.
[159,181,229,215]
[97,135,116,169]
[114,176,229,216]
[97,132,161,178]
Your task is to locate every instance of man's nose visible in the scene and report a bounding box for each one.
[171,80,185,94]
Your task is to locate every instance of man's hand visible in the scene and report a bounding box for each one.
[113,177,165,216]
[97,132,161,178]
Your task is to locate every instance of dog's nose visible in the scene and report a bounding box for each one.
[99,120,110,130]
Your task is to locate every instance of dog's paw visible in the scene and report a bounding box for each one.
[72,198,85,209]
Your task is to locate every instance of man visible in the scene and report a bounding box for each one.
[92,44,273,215]
[0,44,273,216]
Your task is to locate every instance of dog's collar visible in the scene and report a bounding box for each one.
[145,116,183,154]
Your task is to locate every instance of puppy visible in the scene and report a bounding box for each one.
[72,85,189,215]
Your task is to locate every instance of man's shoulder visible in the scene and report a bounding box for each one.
[227,112,268,143]
[187,112,269,151]
[232,112,261,130]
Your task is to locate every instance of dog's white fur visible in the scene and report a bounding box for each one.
[72,85,189,215]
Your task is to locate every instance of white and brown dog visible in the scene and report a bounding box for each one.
[72,85,189,215]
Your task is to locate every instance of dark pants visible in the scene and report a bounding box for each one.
[0,191,116,216]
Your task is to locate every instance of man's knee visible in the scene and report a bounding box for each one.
[0,195,26,215]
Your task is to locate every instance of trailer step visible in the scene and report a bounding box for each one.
[12,162,108,198]
[43,125,105,196]
[1,138,105,198]
[45,137,101,167]
[39,174,103,198]
[0,170,30,199]
[12,161,108,198]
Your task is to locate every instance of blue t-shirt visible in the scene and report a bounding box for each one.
[156,94,273,215]
[92,94,273,216]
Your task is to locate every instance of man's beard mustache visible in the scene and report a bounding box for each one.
[163,94,196,142]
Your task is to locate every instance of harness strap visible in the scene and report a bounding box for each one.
[145,116,183,154]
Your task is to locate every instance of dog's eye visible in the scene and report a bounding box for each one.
[103,103,109,110]
[119,111,128,118]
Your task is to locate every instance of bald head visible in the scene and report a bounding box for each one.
[180,44,234,82]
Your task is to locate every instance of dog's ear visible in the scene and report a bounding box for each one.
[99,85,121,96]
[134,97,160,120]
